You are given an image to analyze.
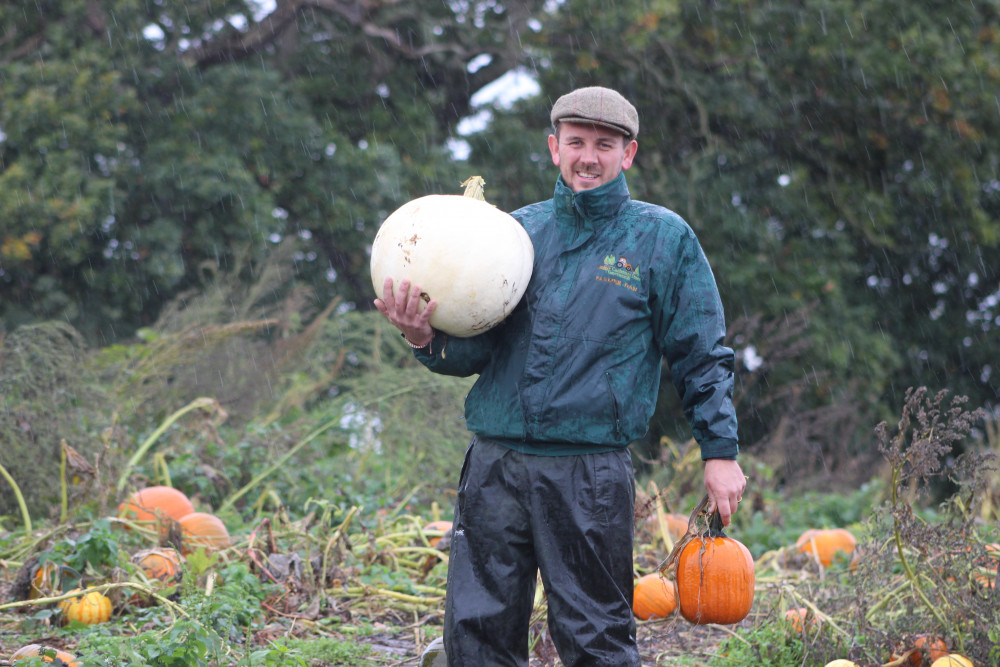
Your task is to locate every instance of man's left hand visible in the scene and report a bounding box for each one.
[704,459,746,526]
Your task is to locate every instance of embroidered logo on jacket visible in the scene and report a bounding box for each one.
[596,254,641,292]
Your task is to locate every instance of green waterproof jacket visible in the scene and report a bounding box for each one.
[415,172,738,459]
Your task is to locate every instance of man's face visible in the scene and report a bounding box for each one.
[548,121,638,193]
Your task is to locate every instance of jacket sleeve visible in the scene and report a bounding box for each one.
[412,328,495,377]
[652,229,739,460]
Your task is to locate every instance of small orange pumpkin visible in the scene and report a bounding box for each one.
[632,573,677,620]
[974,543,999,588]
[29,561,60,600]
[58,588,113,625]
[903,635,949,665]
[118,486,195,538]
[132,547,183,582]
[178,512,231,554]
[795,528,857,567]
[422,520,453,548]
[784,607,809,633]
[10,644,80,666]
[676,514,755,625]
[647,512,689,541]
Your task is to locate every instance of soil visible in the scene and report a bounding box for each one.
[356,612,734,666]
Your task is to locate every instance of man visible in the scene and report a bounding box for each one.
[374,86,745,666]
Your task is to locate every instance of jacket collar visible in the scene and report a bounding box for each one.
[553,171,631,228]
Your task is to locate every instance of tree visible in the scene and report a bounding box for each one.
[0,0,546,340]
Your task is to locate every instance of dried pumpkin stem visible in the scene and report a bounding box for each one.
[657,494,711,578]
[460,175,487,201]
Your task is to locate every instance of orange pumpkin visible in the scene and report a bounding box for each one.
[58,588,113,625]
[118,486,195,537]
[784,607,811,633]
[906,635,949,665]
[178,512,231,554]
[676,518,755,625]
[422,520,453,548]
[974,543,999,588]
[29,561,59,600]
[132,547,183,582]
[647,512,689,541]
[795,528,857,567]
[632,573,677,620]
[10,644,80,666]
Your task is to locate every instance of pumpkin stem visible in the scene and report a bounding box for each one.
[657,494,713,579]
[706,509,727,538]
[460,175,487,201]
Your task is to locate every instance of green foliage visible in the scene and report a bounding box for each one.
[249,637,370,666]
[0,322,110,519]
[52,519,120,580]
[730,481,882,559]
[709,624,811,667]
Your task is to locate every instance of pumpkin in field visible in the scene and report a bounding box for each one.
[178,512,231,554]
[422,521,453,548]
[10,644,80,666]
[795,528,857,567]
[892,634,949,666]
[632,573,677,620]
[646,512,688,542]
[783,607,819,633]
[930,655,973,667]
[29,560,59,600]
[132,547,183,582]
[369,176,534,337]
[117,486,195,537]
[676,517,755,625]
[58,588,113,625]
[974,542,999,588]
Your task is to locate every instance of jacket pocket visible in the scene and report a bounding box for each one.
[604,372,624,441]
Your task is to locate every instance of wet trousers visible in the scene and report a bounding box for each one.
[443,436,640,666]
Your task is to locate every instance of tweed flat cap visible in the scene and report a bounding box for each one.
[550,86,639,140]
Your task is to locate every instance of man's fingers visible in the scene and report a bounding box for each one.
[381,276,396,307]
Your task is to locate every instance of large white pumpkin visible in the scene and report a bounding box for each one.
[370,189,534,337]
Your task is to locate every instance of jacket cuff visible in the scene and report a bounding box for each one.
[699,437,739,460]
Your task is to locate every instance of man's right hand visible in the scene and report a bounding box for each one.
[373,277,437,347]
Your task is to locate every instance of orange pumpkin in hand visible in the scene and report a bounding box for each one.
[676,514,755,625]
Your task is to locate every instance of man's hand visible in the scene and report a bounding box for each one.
[704,458,746,527]
[373,277,437,347]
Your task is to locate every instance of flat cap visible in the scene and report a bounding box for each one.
[550,86,639,140]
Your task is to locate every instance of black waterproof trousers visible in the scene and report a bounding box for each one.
[443,436,640,666]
